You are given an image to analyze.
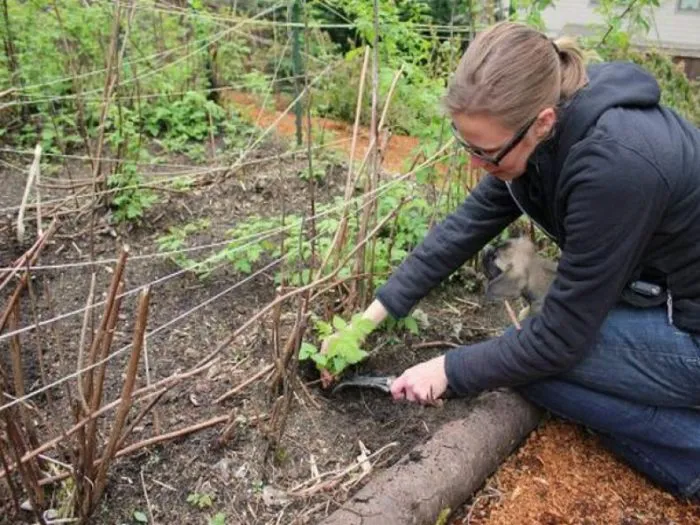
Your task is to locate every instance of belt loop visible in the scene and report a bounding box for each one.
[666,290,674,326]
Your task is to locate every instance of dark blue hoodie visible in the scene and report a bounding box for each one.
[375,61,700,395]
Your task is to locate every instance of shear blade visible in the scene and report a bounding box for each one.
[331,374,396,395]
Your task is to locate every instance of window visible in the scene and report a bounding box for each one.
[679,0,700,11]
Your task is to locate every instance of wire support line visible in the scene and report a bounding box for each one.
[0,135,351,189]
[0,142,453,345]
[0,3,285,110]
[0,136,353,215]
[15,75,307,106]
[0,172,406,341]
[0,145,453,413]
[0,243,295,415]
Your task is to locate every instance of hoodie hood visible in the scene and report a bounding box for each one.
[555,61,661,158]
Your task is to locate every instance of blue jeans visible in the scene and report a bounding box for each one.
[514,304,700,500]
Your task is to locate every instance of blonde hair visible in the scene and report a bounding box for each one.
[444,22,589,130]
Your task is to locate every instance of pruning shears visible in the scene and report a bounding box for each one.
[331,374,398,395]
[331,373,456,400]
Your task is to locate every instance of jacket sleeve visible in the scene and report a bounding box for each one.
[375,173,522,319]
[444,139,671,394]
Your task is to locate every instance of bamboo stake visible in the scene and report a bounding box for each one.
[76,274,97,414]
[0,219,58,332]
[314,46,371,280]
[0,439,21,515]
[351,4,381,307]
[4,414,46,521]
[81,280,124,482]
[1,360,217,479]
[88,0,125,261]
[81,251,128,489]
[315,59,404,282]
[16,143,42,243]
[82,248,129,402]
[90,287,150,513]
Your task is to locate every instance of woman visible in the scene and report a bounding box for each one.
[340,22,700,499]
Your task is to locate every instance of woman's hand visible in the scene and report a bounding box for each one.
[390,355,448,405]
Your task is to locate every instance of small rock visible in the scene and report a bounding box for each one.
[206,364,221,380]
[214,458,233,483]
[194,381,211,394]
[452,322,463,339]
[412,308,430,329]
[262,485,289,508]
[20,499,32,511]
[235,464,248,480]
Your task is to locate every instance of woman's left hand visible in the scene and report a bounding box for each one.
[390,355,449,405]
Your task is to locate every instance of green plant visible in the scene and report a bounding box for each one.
[298,161,328,183]
[108,163,159,224]
[300,314,377,376]
[434,507,452,525]
[209,513,226,525]
[300,307,427,376]
[169,175,197,191]
[383,314,421,336]
[187,491,214,510]
[156,219,211,273]
[144,92,221,145]
[312,0,450,142]
[132,510,148,523]
[155,172,467,291]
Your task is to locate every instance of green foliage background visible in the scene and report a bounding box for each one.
[0,0,697,236]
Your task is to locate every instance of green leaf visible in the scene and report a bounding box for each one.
[330,355,350,375]
[332,316,347,331]
[234,259,252,274]
[351,315,377,337]
[209,513,226,525]
[299,342,317,361]
[403,316,419,335]
[311,352,328,368]
[343,346,368,365]
[133,510,148,523]
[316,321,333,338]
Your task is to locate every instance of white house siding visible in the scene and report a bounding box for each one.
[538,0,700,57]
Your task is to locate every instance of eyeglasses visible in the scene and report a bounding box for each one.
[451,116,537,167]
